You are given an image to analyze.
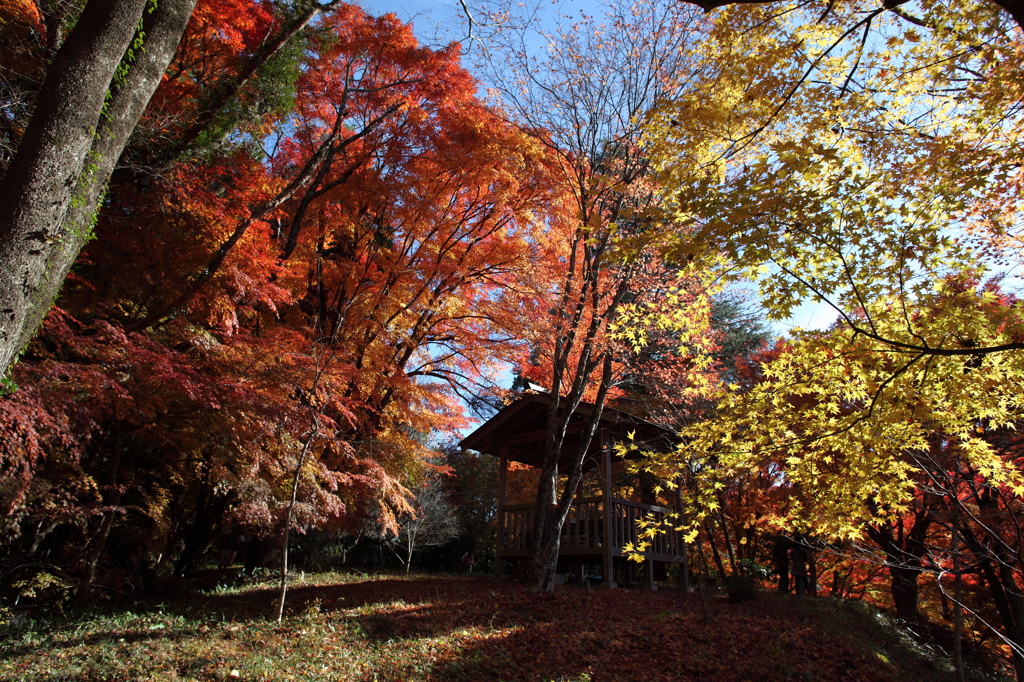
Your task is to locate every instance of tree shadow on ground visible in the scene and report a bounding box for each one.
[200,576,935,682]
[3,575,983,682]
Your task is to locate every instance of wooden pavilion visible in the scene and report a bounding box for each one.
[459,393,688,589]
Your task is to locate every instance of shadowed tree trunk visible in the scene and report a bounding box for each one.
[526,349,618,593]
[174,486,229,578]
[866,509,932,621]
[73,428,124,608]
[704,521,728,580]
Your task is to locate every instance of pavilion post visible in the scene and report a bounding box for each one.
[677,477,690,592]
[601,431,616,589]
[496,447,508,579]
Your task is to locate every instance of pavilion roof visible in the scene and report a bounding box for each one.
[458,393,677,471]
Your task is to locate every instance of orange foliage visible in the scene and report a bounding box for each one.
[0,2,564,589]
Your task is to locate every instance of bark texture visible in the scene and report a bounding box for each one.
[865,510,931,621]
[0,0,197,376]
[526,357,615,592]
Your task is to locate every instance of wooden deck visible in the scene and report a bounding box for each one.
[497,497,687,566]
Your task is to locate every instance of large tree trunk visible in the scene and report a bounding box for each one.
[526,356,615,593]
[0,0,196,377]
[890,564,923,621]
[527,464,568,591]
[866,511,931,621]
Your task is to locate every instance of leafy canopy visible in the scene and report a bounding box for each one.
[632,0,1024,540]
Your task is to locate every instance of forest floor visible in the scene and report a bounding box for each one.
[0,571,1011,682]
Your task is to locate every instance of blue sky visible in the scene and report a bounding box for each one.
[357,0,610,50]
[358,0,459,42]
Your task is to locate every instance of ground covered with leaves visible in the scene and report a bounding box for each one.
[0,573,1006,682]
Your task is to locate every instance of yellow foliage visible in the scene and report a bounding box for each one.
[626,0,1024,547]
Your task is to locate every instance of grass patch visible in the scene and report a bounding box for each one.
[0,572,1010,682]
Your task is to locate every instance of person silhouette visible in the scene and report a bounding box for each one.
[790,546,810,595]
[772,539,790,593]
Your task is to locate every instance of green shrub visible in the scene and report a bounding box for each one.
[725,574,758,603]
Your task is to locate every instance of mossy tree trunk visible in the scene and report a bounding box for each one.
[0,0,197,378]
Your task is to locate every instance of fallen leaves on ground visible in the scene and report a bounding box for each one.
[0,573,969,682]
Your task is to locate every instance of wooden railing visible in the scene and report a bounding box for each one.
[498,503,535,552]
[607,498,684,559]
[561,496,603,549]
[498,497,684,559]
